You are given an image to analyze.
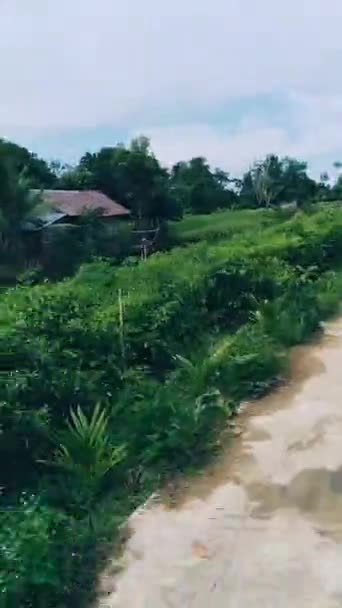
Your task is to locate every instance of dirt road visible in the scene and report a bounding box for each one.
[100,318,342,607]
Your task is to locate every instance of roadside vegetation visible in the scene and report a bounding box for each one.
[2,201,342,606]
[3,135,342,605]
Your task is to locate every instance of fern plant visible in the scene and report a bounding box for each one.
[48,404,126,495]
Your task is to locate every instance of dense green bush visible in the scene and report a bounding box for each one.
[208,324,285,400]
[0,497,71,607]
[0,494,107,608]
[2,206,342,606]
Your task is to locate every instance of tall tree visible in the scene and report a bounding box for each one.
[251,155,283,207]
[0,139,56,188]
[170,157,237,214]
[74,137,177,223]
[57,163,93,190]
[239,155,316,208]
[281,157,316,204]
[0,153,38,258]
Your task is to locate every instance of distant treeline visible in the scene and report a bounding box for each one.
[0,135,340,280]
[1,135,340,223]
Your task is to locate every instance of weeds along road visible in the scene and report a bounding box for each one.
[99,316,342,608]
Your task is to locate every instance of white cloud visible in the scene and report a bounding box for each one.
[139,123,290,174]
[1,0,342,130]
[137,92,342,176]
[1,0,342,173]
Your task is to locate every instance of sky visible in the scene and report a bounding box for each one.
[2,0,342,176]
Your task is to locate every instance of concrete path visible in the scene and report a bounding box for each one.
[99,318,342,608]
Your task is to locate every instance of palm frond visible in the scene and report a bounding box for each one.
[44,404,126,491]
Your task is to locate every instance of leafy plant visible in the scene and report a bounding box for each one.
[0,496,67,606]
[3,205,342,606]
[48,404,126,497]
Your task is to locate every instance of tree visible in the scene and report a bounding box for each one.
[57,164,93,190]
[75,137,177,223]
[281,157,316,205]
[251,155,283,208]
[239,155,316,208]
[0,139,56,188]
[329,175,342,200]
[238,171,258,208]
[0,153,39,259]
[170,157,237,214]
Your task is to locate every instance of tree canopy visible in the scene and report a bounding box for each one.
[0,139,56,189]
[239,155,317,208]
[0,135,340,241]
[60,137,179,223]
[0,149,39,258]
[170,157,238,214]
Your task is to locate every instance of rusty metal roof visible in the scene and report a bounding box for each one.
[22,210,67,232]
[32,190,130,217]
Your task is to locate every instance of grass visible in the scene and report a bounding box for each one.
[168,207,289,245]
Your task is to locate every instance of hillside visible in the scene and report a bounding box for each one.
[169,207,280,245]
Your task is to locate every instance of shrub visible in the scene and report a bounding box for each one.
[0,496,69,607]
[208,325,285,399]
[0,494,109,608]
[46,404,126,508]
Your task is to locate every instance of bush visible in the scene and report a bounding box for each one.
[256,277,321,346]
[0,494,110,608]
[208,324,285,399]
[0,496,69,607]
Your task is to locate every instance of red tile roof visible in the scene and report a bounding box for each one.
[35,190,130,217]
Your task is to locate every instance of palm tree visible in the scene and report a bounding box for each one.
[0,156,39,259]
[48,404,126,500]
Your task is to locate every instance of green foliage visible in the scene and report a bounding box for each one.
[49,404,126,497]
[0,495,106,608]
[256,278,321,346]
[2,205,342,606]
[0,496,68,606]
[0,136,338,287]
[40,224,90,279]
[30,214,135,281]
[0,139,56,189]
[169,208,277,245]
[239,154,317,208]
[0,154,40,261]
[209,324,284,399]
[71,137,177,223]
[170,157,237,214]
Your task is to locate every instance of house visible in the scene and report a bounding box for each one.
[27,189,130,230]
[22,190,130,263]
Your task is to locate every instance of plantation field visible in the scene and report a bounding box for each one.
[2,205,342,606]
[168,207,288,245]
